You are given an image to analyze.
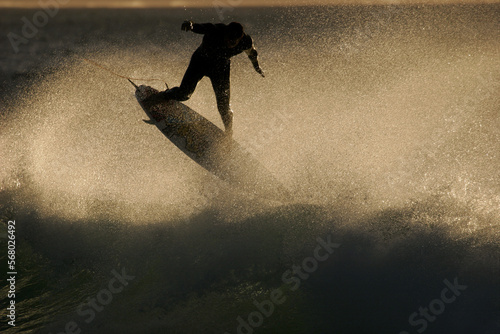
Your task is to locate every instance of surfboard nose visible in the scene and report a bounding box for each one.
[128,79,139,89]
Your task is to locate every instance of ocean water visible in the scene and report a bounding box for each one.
[0,5,499,334]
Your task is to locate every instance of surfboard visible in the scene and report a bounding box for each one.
[130,81,290,200]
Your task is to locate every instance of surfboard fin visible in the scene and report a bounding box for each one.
[143,119,155,125]
[165,82,169,89]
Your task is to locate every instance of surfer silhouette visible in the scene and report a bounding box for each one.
[145,21,265,138]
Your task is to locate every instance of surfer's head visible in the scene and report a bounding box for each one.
[225,22,244,48]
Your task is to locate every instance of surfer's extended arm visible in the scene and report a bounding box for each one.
[181,20,215,34]
[246,45,265,78]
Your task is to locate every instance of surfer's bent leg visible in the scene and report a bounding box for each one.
[161,55,205,101]
[210,63,232,136]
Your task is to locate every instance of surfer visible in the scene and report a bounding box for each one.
[146,21,265,137]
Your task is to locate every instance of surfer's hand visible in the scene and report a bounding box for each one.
[181,20,193,32]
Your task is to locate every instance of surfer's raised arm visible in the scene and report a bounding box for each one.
[245,44,265,78]
[181,20,215,34]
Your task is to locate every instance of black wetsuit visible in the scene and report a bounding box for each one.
[160,23,260,133]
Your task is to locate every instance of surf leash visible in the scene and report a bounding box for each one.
[82,58,168,85]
